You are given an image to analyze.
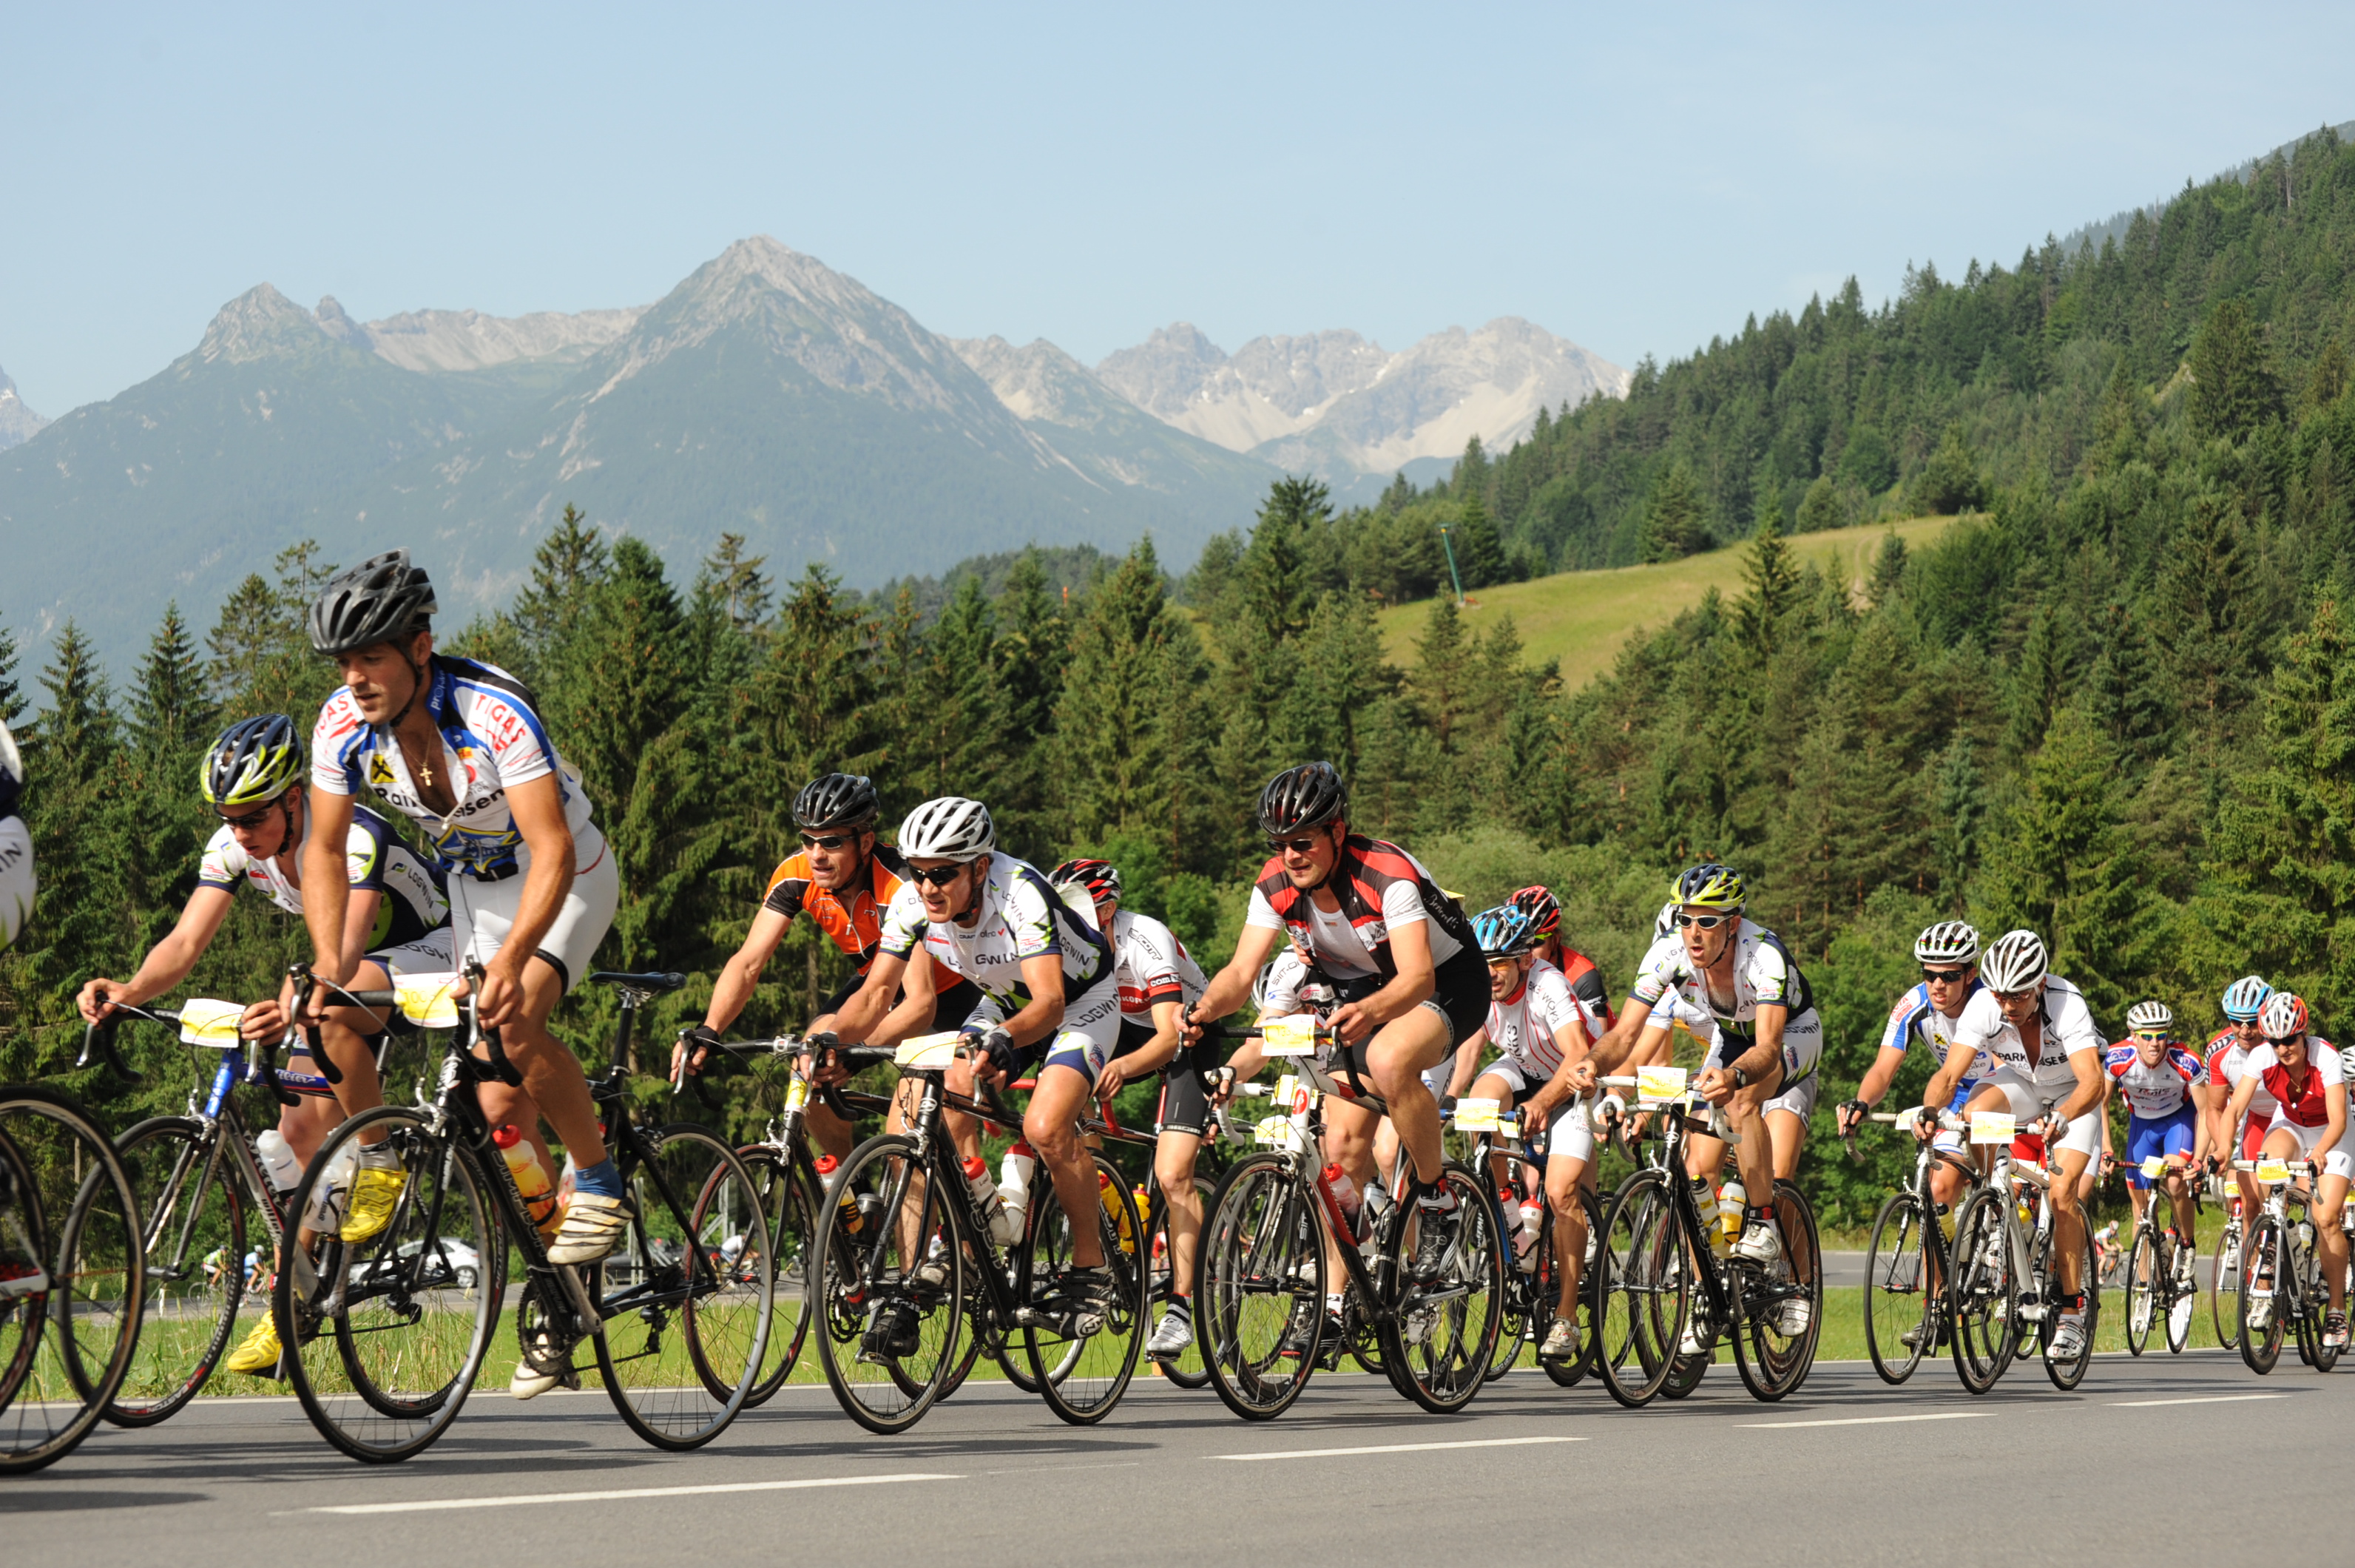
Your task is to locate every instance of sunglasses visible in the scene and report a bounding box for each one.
[1267,834,1330,855]
[218,804,276,831]
[1674,913,1730,931]
[800,831,858,851]
[1921,967,1971,985]
[2130,1030,2170,1044]
[905,863,969,888]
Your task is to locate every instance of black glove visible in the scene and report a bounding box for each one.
[680,1022,722,1072]
[979,1026,1018,1078]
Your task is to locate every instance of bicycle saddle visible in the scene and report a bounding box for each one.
[587,970,688,993]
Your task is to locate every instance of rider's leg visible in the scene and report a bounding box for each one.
[2052,1137,2097,1301]
[1467,1069,1519,1196]
[2314,1172,2350,1314]
[1022,1064,1105,1270]
[1319,1098,1380,1296]
[487,956,607,1169]
[1363,1010,1457,1189]
[1154,1129,1204,1301]
[275,1090,341,1167]
[1544,1114,1593,1317]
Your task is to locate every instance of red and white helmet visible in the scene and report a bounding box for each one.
[2258,990,2310,1044]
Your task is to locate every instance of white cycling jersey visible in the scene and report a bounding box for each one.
[2104,1041,2205,1120]
[878,851,1115,1024]
[2209,1032,2279,1122]
[195,803,447,950]
[0,814,31,950]
[1947,977,2105,1092]
[1110,909,1206,1019]
[1632,918,1817,1047]
[1484,956,1598,1079]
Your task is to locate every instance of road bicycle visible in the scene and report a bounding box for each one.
[1448,1095,1601,1386]
[1081,1084,1217,1390]
[808,1034,1146,1433]
[2229,1155,2342,1375]
[1,1035,146,1473]
[275,964,774,1461]
[2118,1155,2201,1357]
[1591,1069,1822,1407]
[2209,1175,2245,1351]
[1946,1118,2101,1393]
[1193,1031,1505,1421]
[1848,1106,1979,1385]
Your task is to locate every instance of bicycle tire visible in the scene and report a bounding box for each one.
[1595,1170,1685,1409]
[2163,1234,2195,1355]
[2238,1217,2285,1373]
[1342,1281,1385,1376]
[1731,1180,1820,1402]
[2211,1221,2242,1351]
[1538,1186,1604,1388]
[2042,1204,2097,1392]
[1949,1189,2017,1395]
[1196,1152,1322,1421]
[1381,1160,1504,1414]
[809,1134,963,1434]
[2297,1243,2339,1373]
[2122,1223,2155,1356]
[0,1089,144,1475]
[277,1106,499,1464]
[736,1146,818,1408]
[106,1117,247,1425]
[1145,1175,1214,1390]
[593,1125,772,1450]
[1862,1190,1932,1385]
[1487,1196,1531,1382]
[1021,1151,1143,1425]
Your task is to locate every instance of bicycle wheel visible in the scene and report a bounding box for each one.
[0,1089,143,1474]
[2122,1224,2156,1356]
[1540,1186,1604,1388]
[278,1106,499,1464]
[2042,1207,2096,1391]
[1596,1170,1686,1409]
[2238,1218,2285,1373]
[1197,1152,1322,1421]
[1487,1192,1533,1383]
[1862,1191,1932,1384]
[2297,1246,2339,1373]
[1019,1152,1143,1425]
[2163,1234,2195,1355]
[591,1125,772,1450]
[1381,1160,1504,1414]
[1145,1175,1214,1390]
[809,1135,963,1434]
[107,1117,246,1425]
[736,1146,817,1407]
[1949,1190,2017,1395]
[1732,1180,1820,1402]
[2211,1222,2242,1351]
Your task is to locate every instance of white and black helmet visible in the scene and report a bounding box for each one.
[1913,921,1980,967]
[1979,930,2048,993]
[2125,999,2174,1035]
[898,797,995,862]
[0,719,21,820]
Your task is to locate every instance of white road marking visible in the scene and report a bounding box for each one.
[2109,1393,2288,1408]
[1740,1411,1990,1429]
[1212,1436,1586,1461]
[305,1473,961,1514]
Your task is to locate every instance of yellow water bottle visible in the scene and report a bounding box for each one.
[1098,1171,1136,1254]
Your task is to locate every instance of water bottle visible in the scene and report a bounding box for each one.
[254,1129,303,1194]
[1133,1185,1154,1244]
[493,1124,558,1233]
[1718,1178,1747,1249]
[1098,1170,1136,1253]
[1692,1177,1729,1257]
[1517,1194,1546,1272]
[963,1155,1016,1246]
[999,1141,1036,1240]
[1322,1163,1365,1237]
[814,1154,864,1235]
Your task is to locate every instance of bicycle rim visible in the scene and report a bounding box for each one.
[1949,1192,2016,1394]
[810,1135,962,1434]
[2238,1219,2283,1373]
[1731,1180,1820,1402]
[107,1118,246,1425]
[1862,1192,1931,1385]
[1597,1172,1684,1408]
[2211,1226,2241,1350]
[1382,1161,1504,1414]
[737,1148,817,1408]
[592,1126,773,1450]
[1022,1152,1143,1425]
[280,1108,496,1463]
[2123,1227,2155,1356]
[1146,1175,1213,1389]
[0,1089,144,1474]
[1197,1154,1320,1421]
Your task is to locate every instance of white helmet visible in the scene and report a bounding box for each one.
[1913,921,1980,967]
[2125,999,2173,1035]
[1979,930,2048,993]
[0,719,21,819]
[897,797,995,862]
[1652,901,1680,941]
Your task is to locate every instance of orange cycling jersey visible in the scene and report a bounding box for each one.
[762,844,908,970]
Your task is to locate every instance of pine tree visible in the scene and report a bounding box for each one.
[2301,338,2351,416]
[510,504,611,680]
[989,551,1068,858]
[1866,531,1909,608]
[2187,299,2285,444]
[1932,735,1984,910]
[1055,539,1175,842]
[1795,476,1845,534]
[2082,601,2174,768]
[1908,428,1988,516]
[2007,604,2078,757]
[1450,495,1507,589]
[2088,356,2152,470]
[15,626,131,1022]
[0,624,22,725]
[1639,461,1712,562]
[1734,514,1800,655]
[122,605,217,939]
[2155,490,2262,724]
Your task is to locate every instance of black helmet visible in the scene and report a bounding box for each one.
[307,549,438,656]
[1258,761,1346,839]
[201,714,303,806]
[792,772,879,831]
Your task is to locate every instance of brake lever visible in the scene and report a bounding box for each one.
[466,959,524,1087]
[75,1013,145,1085]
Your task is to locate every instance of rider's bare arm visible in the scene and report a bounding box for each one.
[1187,923,1284,1041]
[78,884,234,1020]
[300,787,359,989]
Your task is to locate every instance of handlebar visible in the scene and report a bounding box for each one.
[464,959,524,1088]
[75,1013,145,1085]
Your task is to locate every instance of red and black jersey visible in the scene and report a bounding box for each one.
[1251,835,1476,980]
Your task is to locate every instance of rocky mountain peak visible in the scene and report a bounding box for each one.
[195,283,332,364]
[0,362,47,451]
[314,295,371,347]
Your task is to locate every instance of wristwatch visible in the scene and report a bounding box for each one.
[1731,1064,1750,1089]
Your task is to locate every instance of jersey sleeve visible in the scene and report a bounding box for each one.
[342,811,391,893]
[1564,964,1609,1033]
[1005,873,1062,962]
[1377,876,1427,931]
[761,857,811,920]
[1527,964,1584,1037]
[877,882,929,960]
[1947,990,2003,1067]
[1124,915,1188,1004]
[1627,935,1685,1009]
[308,690,368,797]
[470,685,556,790]
[1244,886,1285,932]
[195,825,246,892]
[1878,990,1923,1056]
[2175,1048,2208,1087]
[2051,988,2106,1057]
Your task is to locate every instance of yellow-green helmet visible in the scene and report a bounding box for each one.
[201,715,303,807]
[1670,862,1746,911]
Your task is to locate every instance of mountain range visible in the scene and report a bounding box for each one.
[0,239,1622,669]
[0,365,44,451]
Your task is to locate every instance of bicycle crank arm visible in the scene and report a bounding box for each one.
[553,1262,604,1334]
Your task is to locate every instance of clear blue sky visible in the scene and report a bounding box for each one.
[6,1,2352,416]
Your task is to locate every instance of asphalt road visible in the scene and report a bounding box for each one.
[7,1349,2342,1567]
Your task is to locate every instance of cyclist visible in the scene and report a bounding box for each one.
[1186,762,1487,1351]
[2106,999,2207,1306]
[1456,903,1607,1362]
[672,773,965,1160]
[1921,929,2107,1359]
[829,797,1126,1332]
[2206,976,2276,1223]
[0,720,28,950]
[2219,991,2349,1346]
[302,550,627,1396]
[1047,858,1212,1362]
[1506,885,1618,1035]
[1836,922,1984,1213]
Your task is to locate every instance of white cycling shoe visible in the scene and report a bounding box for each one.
[2048,1314,2087,1359]
[1731,1220,1783,1265]
[1146,1309,1195,1359]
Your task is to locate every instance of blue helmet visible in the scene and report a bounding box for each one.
[2221,975,2272,1023]
[1473,904,1542,959]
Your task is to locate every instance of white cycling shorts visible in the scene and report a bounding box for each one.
[2264,1112,2355,1181]
[1979,1069,2101,1158]
[448,827,619,995]
[1701,1008,1824,1121]
[362,925,454,979]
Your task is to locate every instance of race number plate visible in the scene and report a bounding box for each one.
[1452,1098,1501,1132]
[2257,1158,2292,1185]
[1969,1111,2016,1146]
[1635,1065,1689,1108]
[2140,1155,2166,1179]
[177,998,242,1048]
[394,973,464,1030]
[893,1032,962,1069]
[1260,1015,1317,1058]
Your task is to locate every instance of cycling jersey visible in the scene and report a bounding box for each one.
[2246,1040,2345,1129]
[0,814,30,950]
[2105,1041,2206,1120]
[1553,946,1617,1034]
[761,844,907,970]
[1948,978,2105,1092]
[2209,1030,2278,1121]
[877,851,1115,1024]
[1632,918,1816,1047]
[1109,909,1206,1019]
[1485,956,1600,1079]
[311,656,598,878]
[195,803,447,950]
[1243,836,1472,979]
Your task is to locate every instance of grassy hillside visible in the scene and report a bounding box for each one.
[1376,514,1959,682]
